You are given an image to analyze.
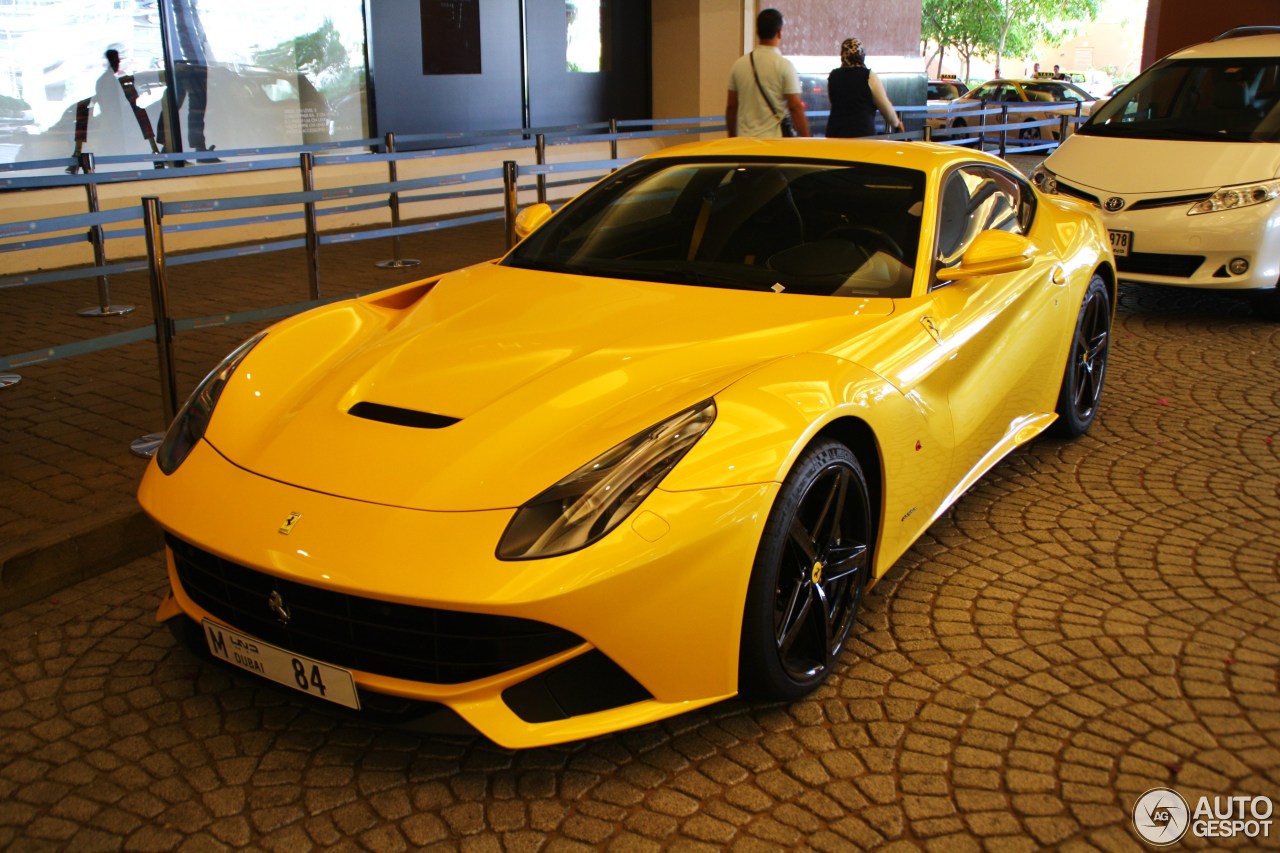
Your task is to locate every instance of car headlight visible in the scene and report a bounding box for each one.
[1030,166,1058,195]
[156,332,266,475]
[497,400,717,560]
[1188,180,1280,215]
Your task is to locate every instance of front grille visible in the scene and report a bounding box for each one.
[1128,193,1212,211]
[1055,181,1100,206]
[168,535,583,684]
[1116,252,1205,278]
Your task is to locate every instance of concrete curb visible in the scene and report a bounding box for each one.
[0,508,162,614]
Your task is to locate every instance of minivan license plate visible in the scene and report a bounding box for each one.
[1108,229,1132,257]
[203,620,360,709]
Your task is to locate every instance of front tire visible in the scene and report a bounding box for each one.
[739,439,872,700]
[1051,274,1111,437]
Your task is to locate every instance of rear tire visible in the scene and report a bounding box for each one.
[1050,274,1111,437]
[739,439,872,700]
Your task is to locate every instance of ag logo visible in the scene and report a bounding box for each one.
[1133,787,1190,845]
[1104,196,1126,212]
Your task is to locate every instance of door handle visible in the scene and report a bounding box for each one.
[1050,265,1067,286]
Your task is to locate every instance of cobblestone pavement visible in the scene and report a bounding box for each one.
[2,153,1279,849]
[0,217,508,609]
[1,281,1278,850]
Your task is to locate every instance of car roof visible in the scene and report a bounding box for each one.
[1169,32,1280,60]
[643,136,1011,178]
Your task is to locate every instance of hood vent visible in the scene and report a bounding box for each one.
[348,401,460,429]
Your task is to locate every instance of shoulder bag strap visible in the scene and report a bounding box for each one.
[748,51,786,127]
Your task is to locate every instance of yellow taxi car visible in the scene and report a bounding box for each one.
[139,138,1115,748]
[934,76,1098,141]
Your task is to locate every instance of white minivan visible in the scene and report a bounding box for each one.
[1031,28,1280,318]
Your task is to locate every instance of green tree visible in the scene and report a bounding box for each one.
[922,0,1099,80]
[922,0,1000,82]
[254,18,355,97]
[982,0,1099,73]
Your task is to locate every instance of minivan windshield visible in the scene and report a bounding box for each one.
[1081,57,1280,142]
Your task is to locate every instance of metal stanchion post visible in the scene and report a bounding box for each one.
[923,124,933,143]
[77,153,135,318]
[1059,114,1070,143]
[999,104,1009,158]
[502,161,519,251]
[131,196,178,458]
[375,131,420,269]
[609,118,619,172]
[534,133,547,205]
[300,152,321,300]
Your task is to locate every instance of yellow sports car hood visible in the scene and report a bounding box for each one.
[203,263,894,510]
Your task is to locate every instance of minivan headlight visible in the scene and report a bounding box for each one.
[156,332,266,475]
[497,400,716,560]
[1189,180,1280,215]
[1030,166,1058,195]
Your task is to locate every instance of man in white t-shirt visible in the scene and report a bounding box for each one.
[725,9,811,138]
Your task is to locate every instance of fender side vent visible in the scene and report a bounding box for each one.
[348,402,460,429]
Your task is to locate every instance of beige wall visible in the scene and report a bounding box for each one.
[651,0,747,120]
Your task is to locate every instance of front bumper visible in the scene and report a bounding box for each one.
[1056,182,1280,291]
[140,440,775,748]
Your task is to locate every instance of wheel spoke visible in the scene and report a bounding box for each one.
[788,516,818,565]
[811,582,835,664]
[776,583,812,656]
[1085,329,1108,365]
[810,470,846,549]
[820,543,867,583]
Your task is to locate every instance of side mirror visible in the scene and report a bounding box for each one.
[514,203,553,240]
[935,230,1034,281]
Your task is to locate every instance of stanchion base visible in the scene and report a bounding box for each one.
[130,433,165,459]
[375,259,421,269]
[0,374,20,389]
[78,305,136,317]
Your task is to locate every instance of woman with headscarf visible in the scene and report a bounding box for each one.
[825,38,904,138]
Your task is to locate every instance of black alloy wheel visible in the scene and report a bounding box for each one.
[1051,274,1111,437]
[739,439,872,700]
[1019,122,1040,140]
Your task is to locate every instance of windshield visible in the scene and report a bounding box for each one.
[1081,57,1280,142]
[1022,82,1090,103]
[504,159,926,298]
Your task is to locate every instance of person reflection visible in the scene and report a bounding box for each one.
[67,48,160,173]
[157,0,216,162]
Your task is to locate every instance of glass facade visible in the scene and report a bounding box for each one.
[0,0,369,167]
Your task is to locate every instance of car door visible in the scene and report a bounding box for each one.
[923,164,1070,489]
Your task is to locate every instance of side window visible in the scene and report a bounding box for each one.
[934,166,1033,281]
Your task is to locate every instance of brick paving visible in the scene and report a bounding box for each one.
[1,154,1279,849]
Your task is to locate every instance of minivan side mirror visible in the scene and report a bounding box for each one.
[514,203,553,240]
[935,230,1034,281]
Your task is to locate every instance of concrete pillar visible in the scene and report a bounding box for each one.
[651,0,747,120]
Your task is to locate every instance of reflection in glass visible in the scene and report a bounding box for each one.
[566,1,601,73]
[0,0,369,169]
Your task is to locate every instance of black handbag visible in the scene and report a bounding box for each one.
[749,52,798,137]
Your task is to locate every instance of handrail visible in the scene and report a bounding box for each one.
[0,107,1071,425]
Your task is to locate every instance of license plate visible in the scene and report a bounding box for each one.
[203,619,360,709]
[1108,229,1132,257]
